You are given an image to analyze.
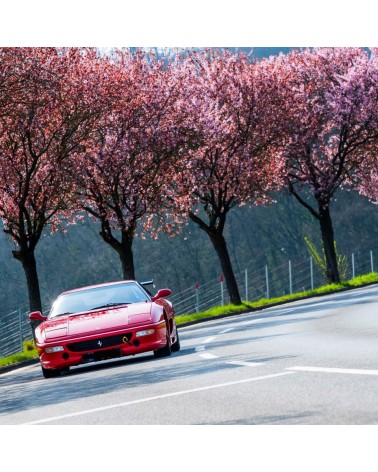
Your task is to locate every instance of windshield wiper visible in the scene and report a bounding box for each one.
[52,312,73,318]
[91,302,132,310]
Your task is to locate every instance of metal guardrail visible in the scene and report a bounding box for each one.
[0,247,376,357]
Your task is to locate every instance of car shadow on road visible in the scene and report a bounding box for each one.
[0,344,297,419]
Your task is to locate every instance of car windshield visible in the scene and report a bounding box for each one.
[48,282,150,318]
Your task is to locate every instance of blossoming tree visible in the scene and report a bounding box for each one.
[274,47,378,283]
[0,48,111,319]
[74,49,193,280]
[177,49,286,305]
[355,146,378,204]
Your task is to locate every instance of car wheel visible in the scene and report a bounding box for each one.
[154,330,172,358]
[171,330,180,352]
[41,366,61,378]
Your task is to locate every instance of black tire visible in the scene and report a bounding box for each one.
[41,366,61,378]
[171,329,180,352]
[154,330,172,358]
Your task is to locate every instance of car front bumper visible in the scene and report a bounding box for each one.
[36,320,168,370]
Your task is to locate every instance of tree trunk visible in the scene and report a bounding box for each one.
[118,230,135,280]
[318,203,341,284]
[289,187,341,285]
[13,247,43,340]
[209,231,242,305]
[189,211,242,305]
[99,221,136,280]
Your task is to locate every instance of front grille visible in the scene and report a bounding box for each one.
[67,332,132,352]
[82,349,122,363]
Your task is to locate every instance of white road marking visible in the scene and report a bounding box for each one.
[23,371,296,425]
[195,345,206,351]
[242,318,264,325]
[226,361,263,367]
[219,328,234,334]
[200,353,219,359]
[202,336,216,344]
[287,366,378,376]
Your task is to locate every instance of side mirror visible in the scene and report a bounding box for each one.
[151,288,171,302]
[29,311,47,321]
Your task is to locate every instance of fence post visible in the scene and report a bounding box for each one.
[19,308,23,352]
[310,257,314,291]
[220,274,224,306]
[289,260,292,295]
[371,250,374,273]
[265,265,270,299]
[245,269,248,302]
[352,253,355,279]
[195,282,199,313]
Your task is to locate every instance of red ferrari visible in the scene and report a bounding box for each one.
[29,280,180,378]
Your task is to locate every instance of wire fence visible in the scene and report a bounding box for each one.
[170,247,377,316]
[0,246,377,358]
[0,302,52,358]
[0,308,33,358]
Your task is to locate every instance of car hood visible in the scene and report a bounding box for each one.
[40,303,152,341]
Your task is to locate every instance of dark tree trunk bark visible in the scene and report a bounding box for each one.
[289,186,341,285]
[189,211,242,306]
[118,230,135,280]
[99,220,136,280]
[318,203,341,284]
[13,247,43,340]
[209,231,242,305]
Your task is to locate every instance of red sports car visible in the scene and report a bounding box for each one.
[29,280,180,378]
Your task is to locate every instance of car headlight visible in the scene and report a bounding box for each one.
[45,346,64,353]
[136,329,155,337]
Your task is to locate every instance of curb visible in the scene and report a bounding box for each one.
[0,358,39,376]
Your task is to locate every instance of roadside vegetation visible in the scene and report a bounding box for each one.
[175,272,378,325]
[1,272,377,369]
[0,340,38,368]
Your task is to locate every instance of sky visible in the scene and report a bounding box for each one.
[0,0,376,46]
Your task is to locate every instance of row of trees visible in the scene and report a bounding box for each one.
[0,47,377,320]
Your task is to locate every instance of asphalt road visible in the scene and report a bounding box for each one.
[1,284,378,425]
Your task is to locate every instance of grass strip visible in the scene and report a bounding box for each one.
[175,272,378,325]
[0,347,39,367]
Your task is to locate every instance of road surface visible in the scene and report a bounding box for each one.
[1,284,378,425]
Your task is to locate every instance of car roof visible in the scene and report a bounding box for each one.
[61,280,138,295]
